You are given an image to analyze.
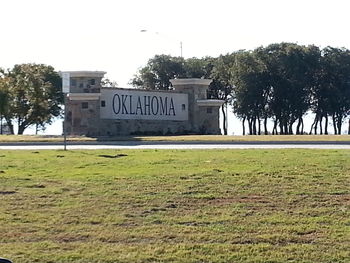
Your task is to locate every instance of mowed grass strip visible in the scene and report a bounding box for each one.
[0,149,349,263]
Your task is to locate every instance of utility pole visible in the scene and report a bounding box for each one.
[60,72,70,151]
[63,94,67,151]
[180,41,183,58]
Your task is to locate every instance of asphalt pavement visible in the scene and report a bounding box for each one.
[1,140,350,150]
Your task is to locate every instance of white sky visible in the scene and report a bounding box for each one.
[2,0,350,135]
[2,0,350,88]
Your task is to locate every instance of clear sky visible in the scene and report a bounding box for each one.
[2,0,350,88]
[2,0,350,135]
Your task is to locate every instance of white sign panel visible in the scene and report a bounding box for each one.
[100,89,188,121]
[62,72,70,93]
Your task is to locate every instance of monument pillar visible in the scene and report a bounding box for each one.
[170,78,224,134]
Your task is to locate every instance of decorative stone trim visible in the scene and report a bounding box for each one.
[196,100,224,107]
[170,79,212,86]
[68,93,101,101]
[59,71,106,78]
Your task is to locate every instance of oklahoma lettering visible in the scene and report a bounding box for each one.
[112,94,176,116]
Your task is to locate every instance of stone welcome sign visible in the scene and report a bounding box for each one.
[100,89,188,121]
[60,71,223,136]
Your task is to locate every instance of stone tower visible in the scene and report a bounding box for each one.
[62,71,106,136]
[170,79,223,134]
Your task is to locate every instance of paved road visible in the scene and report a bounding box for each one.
[1,141,350,150]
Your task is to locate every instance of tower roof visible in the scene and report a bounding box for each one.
[59,71,106,78]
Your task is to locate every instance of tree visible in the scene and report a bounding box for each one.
[309,47,333,135]
[183,57,213,78]
[318,47,350,134]
[101,78,118,88]
[2,64,63,134]
[130,55,185,90]
[228,44,320,135]
[209,54,235,135]
[0,75,9,134]
[229,50,270,135]
[259,43,316,134]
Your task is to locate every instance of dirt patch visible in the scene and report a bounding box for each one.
[27,184,45,188]
[56,233,90,243]
[209,195,270,206]
[98,154,128,159]
[329,193,350,205]
[0,191,16,195]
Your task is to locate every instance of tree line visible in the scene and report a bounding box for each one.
[1,43,349,135]
[131,43,350,135]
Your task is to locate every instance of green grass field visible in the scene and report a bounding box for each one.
[0,149,349,262]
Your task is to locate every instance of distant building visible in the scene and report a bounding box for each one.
[60,71,224,136]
